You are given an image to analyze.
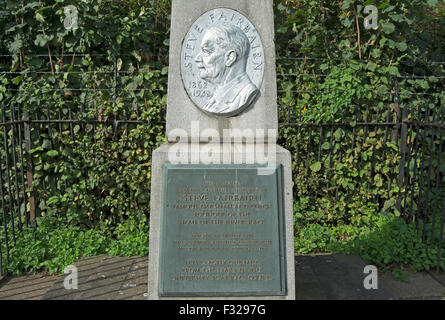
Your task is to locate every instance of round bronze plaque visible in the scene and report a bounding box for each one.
[181,8,265,117]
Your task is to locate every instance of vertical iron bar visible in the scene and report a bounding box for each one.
[389,83,401,199]
[124,108,128,136]
[416,108,430,231]
[46,105,56,195]
[9,105,22,231]
[0,235,2,277]
[396,105,408,215]
[16,107,28,227]
[287,103,290,125]
[408,106,421,223]
[370,108,380,178]
[34,113,41,145]
[79,103,85,138]
[421,106,437,242]
[295,106,302,173]
[2,104,16,243]
[68,106,74,139]
[0,152,10,267]
[402,105,415,220]
[358,107,369,178]
[317,126,323,162]
[92,100,97,144]
[113,55,118,140]
[306,125,313,175]
[57,107,67,194]
[383,110,391,196]
[348,111,359,200]
[46,105,54,150]
[57,108,62,135]
[429,105,444,250]
[80,101,88,181]
[135,102,139,119]
[437,191,445,272]
[436,108,445,272]
[391,77,400,142]
[338,108,348,164]
[23,108,35,226]
[328,125,334,169]
[314,125,323,200]
[335,108,349,201]
[352,111,358,148]
[34,112,46,206]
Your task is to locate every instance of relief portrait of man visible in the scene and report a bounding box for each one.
[194,24,260,116]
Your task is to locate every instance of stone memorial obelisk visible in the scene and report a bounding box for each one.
[148,0,295,300]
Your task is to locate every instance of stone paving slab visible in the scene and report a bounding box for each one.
[42,255,148,300]
[1,254,444,300]
[381,272,445,300]
[294,254,445,300]
[0,272,59,300]
[115,256,148,300]
[295,254,393,300]
[428,271,445,288]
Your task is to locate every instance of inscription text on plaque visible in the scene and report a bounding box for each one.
[158,164,286,296]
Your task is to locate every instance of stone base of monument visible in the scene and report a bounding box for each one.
[148,142,295,300]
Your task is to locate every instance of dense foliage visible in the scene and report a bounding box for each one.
[0,0,444,275]
[276,0,445,273]
[1,0,170,229]
[4,214,149,275]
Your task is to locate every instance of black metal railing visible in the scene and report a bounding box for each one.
[0,54,444,275]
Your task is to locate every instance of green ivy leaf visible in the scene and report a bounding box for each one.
[334,128,345,141]
[46,150,59,158]
[117,58,123,71]
[13,76,22,85]
[341,0,354,10]
[381,22,395,34]
[321,142,331,150]
[367,62,377,72]
[388,66,399,76]
[277,26,288,34]
[396,42,407,52]
[374,174,383,187]
[30,146,44,154]
[35,34,54,47]
[277,3,286,11]
[8,35,23,54]
[35,12,45,23]
[310,161,322,173]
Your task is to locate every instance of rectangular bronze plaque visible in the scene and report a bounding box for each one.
[158,164,286,296]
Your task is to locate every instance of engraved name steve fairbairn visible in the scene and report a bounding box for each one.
[181,8,265,117]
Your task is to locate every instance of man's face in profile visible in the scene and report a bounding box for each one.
[195,31,228,85]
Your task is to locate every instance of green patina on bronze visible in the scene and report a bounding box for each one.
[158,164,286,297]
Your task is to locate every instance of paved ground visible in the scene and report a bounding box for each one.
[0,272,59,300]
[0,254,444,300]
[294,254,445,300]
